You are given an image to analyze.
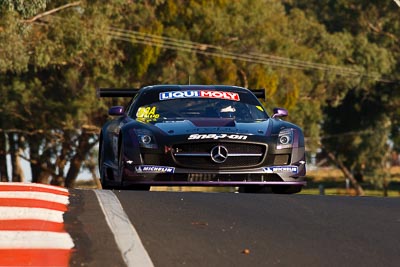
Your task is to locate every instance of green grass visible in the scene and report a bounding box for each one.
[300,187,400,197]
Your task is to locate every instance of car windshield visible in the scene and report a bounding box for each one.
[132,90,269,123]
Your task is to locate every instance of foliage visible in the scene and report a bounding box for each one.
[286,0,400,187]
[0,0,399,187]
[0,0,49,18]
[323,88,391,173]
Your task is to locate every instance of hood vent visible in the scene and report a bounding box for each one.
[189,118,236,127]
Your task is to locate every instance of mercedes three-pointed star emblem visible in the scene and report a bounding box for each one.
[210,145,229,163]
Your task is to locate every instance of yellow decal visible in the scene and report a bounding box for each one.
[136,106,160,122]
[256,106,264,111]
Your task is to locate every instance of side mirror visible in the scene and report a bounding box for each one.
[108,106,124,116]
[272,108,288,118]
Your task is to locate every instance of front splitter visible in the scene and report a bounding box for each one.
[122,180,307,187]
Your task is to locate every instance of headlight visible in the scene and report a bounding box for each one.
[277,129,294,149]
[140,135,152,144]
[135,129,157,149]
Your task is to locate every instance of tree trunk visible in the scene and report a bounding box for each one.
[28,135,50,184]
[0,132,9,182]
[8,133,25,182]
[65,131,95,188]
[326,151,364,196]
[29,135,40,183]
[50,133,70,187]
[89,162,102,189]
[87,155,102,189]
[383,176,388,197]
[237,69,248,88]
[381,145,391,197]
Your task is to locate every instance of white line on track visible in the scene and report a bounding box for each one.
[0,231,74,249]
[0,191,70,205]
[94,190,154,267]
[0,207,65,223]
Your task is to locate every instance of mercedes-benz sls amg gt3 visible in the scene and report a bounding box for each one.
[98,85,306,193]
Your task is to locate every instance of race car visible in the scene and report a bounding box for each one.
[98,85,306,193]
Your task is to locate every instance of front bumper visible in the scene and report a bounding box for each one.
[122,161,306,187]
[122,180,307,187]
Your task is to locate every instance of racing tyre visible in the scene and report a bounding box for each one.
[272,185,302,194]
[238,186,272,194]
[117,139,126,187]
[126,185,151,191]
[99,142,111,189]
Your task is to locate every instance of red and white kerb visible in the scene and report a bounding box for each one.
[0,182,74,266]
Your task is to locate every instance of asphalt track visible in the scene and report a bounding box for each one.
[66,189,400,267]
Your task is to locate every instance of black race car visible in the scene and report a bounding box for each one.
[98,85,306,193]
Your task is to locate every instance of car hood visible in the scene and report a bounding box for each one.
[153,118,271,136]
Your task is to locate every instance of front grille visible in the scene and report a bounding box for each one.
[172,142,267,169]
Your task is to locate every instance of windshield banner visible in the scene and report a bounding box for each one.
[159,90,240,101]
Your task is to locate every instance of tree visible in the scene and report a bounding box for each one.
[0,1,126,186]
[286,0,400,194]
[1,0,398,190]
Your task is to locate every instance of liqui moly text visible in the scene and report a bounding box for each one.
[159,90,240,101]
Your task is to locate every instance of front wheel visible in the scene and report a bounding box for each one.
[125,185,151,191]
[238,186,272,193]
[272,185,303,194]
[99,142,110,189]
[118,139,126,185]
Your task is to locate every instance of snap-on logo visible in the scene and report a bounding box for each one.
[159,90,240,101]
[188,134,248,140]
